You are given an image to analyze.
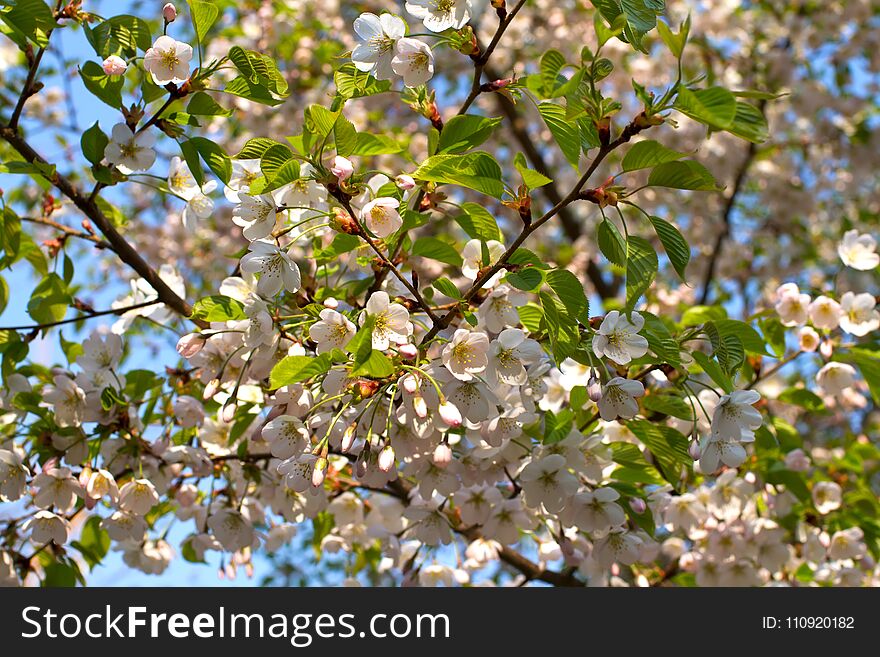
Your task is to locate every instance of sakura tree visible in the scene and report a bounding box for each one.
[0,0,878,588]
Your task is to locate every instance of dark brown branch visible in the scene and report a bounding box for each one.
[0,299,162,331]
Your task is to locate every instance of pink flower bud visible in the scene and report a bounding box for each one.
[323,296,339,309]
[163,3,177,22]
[101,55,127,76]
[432,442,452,467]
[176,333,206,358]
[413,394,428,418]
[341,423,357,452]
[312,458,327,487]
[401,374,419,394]
[398,343,418,359]
[688,440,701,461]
[203,378,220,400]
[395,174,416,190]
[438,401,462,428]
[587,372,602,403]
[378,445,395,472]
[629,497,647,514]
[355,448,369,478]
[330,156,354,181]
[819,340,833,358]
[222,402,236,423]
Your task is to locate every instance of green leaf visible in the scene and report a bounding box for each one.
[190,295,245,322]
[846,349,880,406]
[1,0,55,47]
[437,115,501,153]
[179,139,204,186]
[350,133,402,156]
[270,354,334,389]
[27,273,70,325]
[188,137,231,184]
[691,350,733,393]
[546,269,588,320]
[673,86,737,130]
[704,322,745,375]
[627,419,690,488]
[85,15,151,57]
[228,45,289,96]
[598,218,627,267]
[80,122,109,166]
[647,160,720,191]
[188,1,219,44]
[187,91,231,117]
[543,409,574,444]
[79,61,123,108]
[351,350,396,378]
[412,152,504,199]
[454,202,502,242]
[538,102,581,168]
[648,215,690,280]
[680,305,726,326]
[539,49,567,96]
[223,76,286,106]
[333,64,392,100]
[233,137,284,160]
[711,318,771,356]
[432,277,462,300]
[727,101,769,143]
[71,516,110,571]
[656,16,689,58]
[621,139,687,171]
[513,153,552,189]
[642,392,693,420]
[506,268,544,292]
[777,388,826,413]
[625,235,658,308]
[411,237,463,266]
[0,275,7,315]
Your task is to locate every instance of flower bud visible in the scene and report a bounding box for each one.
[432,442,452,467]
[222,402,236,423]
[163,3,177,22]
[395,174,415,190]
[438,401,462,428]
[688,440,701,461]
[176,332,206,358]
[413,394,428,418]
[341,423,357,453]
[322,296,339,309]
[401,374,419,394]
[398,343,418,359]
[819,340,833,359]
[378,445,395,472]
[312,458,327,487]
[330,155,354,182]
[203,378,220,400]
[355,447,369,478]
[587,371,602,403]
[629,497,647,514]
[102,55,127,76]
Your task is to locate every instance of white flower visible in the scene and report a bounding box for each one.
[143,35,193,85]
[477,285,527,333]
[85,469,119,502]
[42,375,86,427]
[798,326,820,352]
[362,197,402,238]
[839,291,880,336]
[561,487,626,533]
[812,481,842,515]
[111,264,186,333]
[0,449,28,501]
[23,511,69,545]
[77,331,123,372]
[784,448,810,472]
[486,328,542,385]
[233,192,278,241]
[352,13,406,80]
[405,0,471,32]
[173,395,205,428]
[391,37,435,87]
[663,493,708,535]
[774,283,810,327]
[32,467,81,512]
[698,437,748,473]
[102,511,147,542]
[102,55,127,76]
[118,479,159,516]
[711,389,762,442]
[518,454,579,513]
[278,453,319,493]
[816,362,856,396]
[593,528,643,567]
[104,123,156,174]
[461,238,505,285]
[309,308,356,353]
[828,527,866,561]
[240,239,302,297]
[808,295,842,330]
[208,509,256,552]
[442,329,490,381]
[361,291,410,350]
[261,415,309,459]
[838,230,879,270]
[592,311,649,365]
[597,377,645,421]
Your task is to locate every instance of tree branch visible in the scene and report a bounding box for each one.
[0,127,208,329]
[0,299,162,331]
[20,215,112,249]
